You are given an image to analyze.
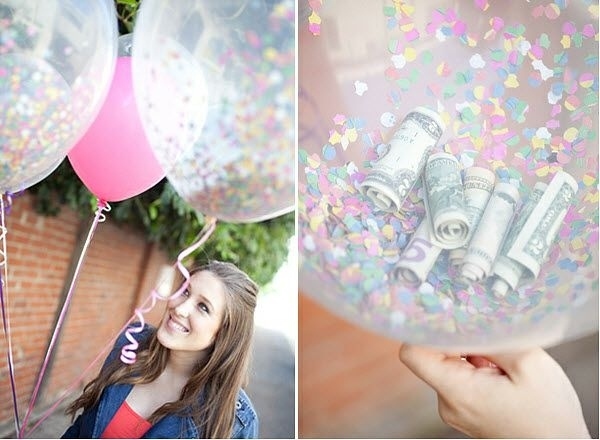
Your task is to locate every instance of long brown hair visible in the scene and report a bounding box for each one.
[66,260,258,438]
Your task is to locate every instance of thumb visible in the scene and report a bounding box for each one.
[466,355,503,371]
[481,347,550,381]
[398,344,464,393]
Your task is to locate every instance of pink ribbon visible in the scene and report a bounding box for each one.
[120,217,217,364]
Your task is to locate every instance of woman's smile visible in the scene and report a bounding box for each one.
[167,315,190,334]
[157,271,226,353]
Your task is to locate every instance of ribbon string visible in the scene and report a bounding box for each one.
[25,309,137,438]
[120,217,217,364]
[18,199,110,439]
[24,217,217,437]
[0,194,20,434]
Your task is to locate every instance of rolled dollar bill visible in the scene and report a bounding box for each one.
[491,182,548,297]
[423,152,469,249]
[448,167,496,266]
[503,171,578,287]
[360,107,445,212]
[393,219,442,286]
[460,182,521,283]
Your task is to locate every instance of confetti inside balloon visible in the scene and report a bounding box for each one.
[0,0,118,193]
[133,0,295,223]
[298,0,599,352]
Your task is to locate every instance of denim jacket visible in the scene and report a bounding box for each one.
[62,324,258,439]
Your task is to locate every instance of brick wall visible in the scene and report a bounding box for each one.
[0,193,170,437]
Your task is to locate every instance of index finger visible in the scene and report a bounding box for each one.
[398,343,468,394]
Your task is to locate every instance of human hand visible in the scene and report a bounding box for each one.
[398,344,590,439]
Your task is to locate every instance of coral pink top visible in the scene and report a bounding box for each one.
[100,401,152,439]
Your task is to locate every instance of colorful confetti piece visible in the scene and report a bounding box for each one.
[307,0,323,35]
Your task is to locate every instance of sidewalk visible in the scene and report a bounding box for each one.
[246,325,295,439]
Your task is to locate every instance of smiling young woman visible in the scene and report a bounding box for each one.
[62,261,259,439]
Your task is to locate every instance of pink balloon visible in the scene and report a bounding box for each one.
[68,57,164,202]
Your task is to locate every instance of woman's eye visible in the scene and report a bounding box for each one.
[183,289,190,297]
[198,302,209,313]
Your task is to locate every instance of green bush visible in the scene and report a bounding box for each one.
[30,162,295,287]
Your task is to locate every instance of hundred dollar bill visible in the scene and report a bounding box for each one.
[491,182,547,297]
[503,171,578,289]
[448,167,495,266]
[360,107,445,212]
[460,182,520,283]
[423,152,469,249]
[393,219,442,286]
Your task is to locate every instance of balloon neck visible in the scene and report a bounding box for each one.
[118,33,133,57]
[97,199,108,209]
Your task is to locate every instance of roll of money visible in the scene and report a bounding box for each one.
[360,107,445,212]
[448,167,496,266]
[461,182,520,283]
[423,152,469,249]
[491,182,548,297]
[393,219,442,286]
[504,170,578,284]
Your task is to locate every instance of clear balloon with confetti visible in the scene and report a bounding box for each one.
[132,0,295,223]
[298,0,598,352]
[0,1,118,193]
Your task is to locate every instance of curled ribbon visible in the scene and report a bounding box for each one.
[120,217,217,364]
[118,288,162,364]
[96,199,111,222]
